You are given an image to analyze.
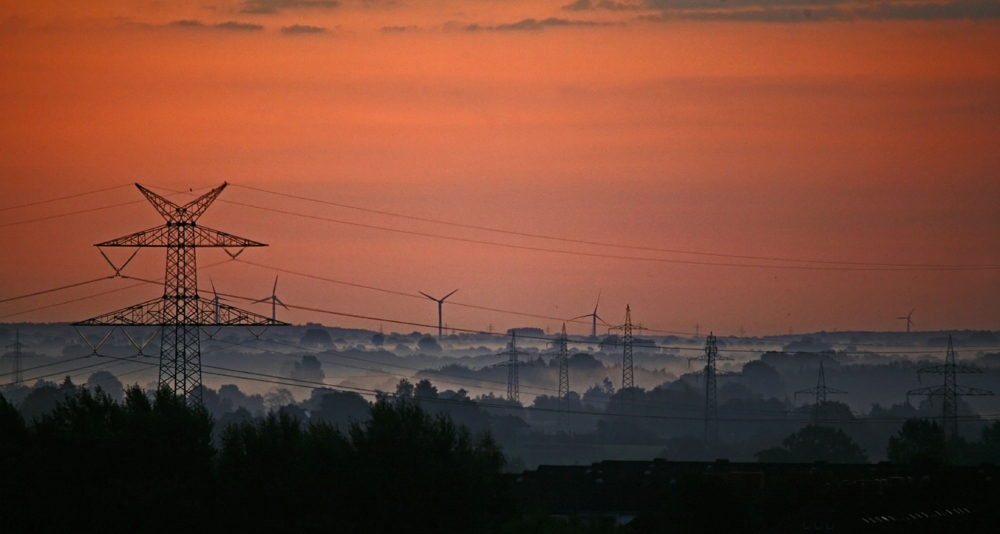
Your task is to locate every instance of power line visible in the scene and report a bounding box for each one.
[0,183,133,213]
[231,183,998,270]
[230,258,997,352]
[0,261,229,320]
[0,276,114,305]
[219,199,994,272]
[0,199,150,229]
[0,187,213,229]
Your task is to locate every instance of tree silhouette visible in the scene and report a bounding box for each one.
[755,425,868,463]
[887,418,947,466]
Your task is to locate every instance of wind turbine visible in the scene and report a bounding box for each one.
[897,309,915,333]
[255,275,288,322]
[571,290,609,338]
[420,289,458,338]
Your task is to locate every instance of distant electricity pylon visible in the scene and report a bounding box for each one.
[570,290,608,338]
[419,289,457,339]
[74,183,284,405]
[2,329,29,386]
[609,305,640,415]
[908,336,994,437]
[556,323,571,432]
[795,361,847,426]
[495,332,527,404]
[897,309,915,332]
[689,332,738,444]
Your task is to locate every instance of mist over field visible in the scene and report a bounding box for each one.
[5,322,999,467]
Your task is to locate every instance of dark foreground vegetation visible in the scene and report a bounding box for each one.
[2,385,1000,533]
[0,386,511,534]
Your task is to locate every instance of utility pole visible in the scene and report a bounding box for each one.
[794,361,847,426]
[556,323,570,432]
[908,336,994,437]
[689,332,738,445]
[74,184,284,405]
[3,329,29,386]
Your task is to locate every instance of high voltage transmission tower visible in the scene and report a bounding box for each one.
[908,336,994,437]
[74,184,284,405]
[609,305,643,415]
[2,329,28,386]
[495,332,527,404]
[689,333,738,444]
[794,360,847,426]
[556,323,570,432]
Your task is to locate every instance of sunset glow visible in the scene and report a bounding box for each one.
[1,0,998,335]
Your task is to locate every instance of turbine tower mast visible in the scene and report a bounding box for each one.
[794,361,847,426]
[570,290,607,338]
[908,336,994,437]
[420,289,458,339]
[74,183,285,405]
[896,309,915,333]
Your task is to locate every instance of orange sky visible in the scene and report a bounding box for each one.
[0,1,998,335]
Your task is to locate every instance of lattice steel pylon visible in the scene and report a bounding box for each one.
[2,329,29,386]
[556,323,570,432]
[609,305,638,415]
[689,332,737,444]
[794,361,847,426]
[907,335,994,437]
[495,332,527,404]
[74,183,284,405]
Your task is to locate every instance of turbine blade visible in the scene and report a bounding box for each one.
[253,297,271,305]
[419,291,437,301]
[273,275,279,295]
[443,289,459,300]
[594,289,601,313]
[276,297,289,310]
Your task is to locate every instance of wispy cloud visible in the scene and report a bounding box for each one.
[241,0,341,15]
[465,17,615,32]
[281,24,327,34]
[560,0,1000,21]
[563,0,642,10]
[381,25,419,32]
[640,0,1000,22]
[168,20,265,31]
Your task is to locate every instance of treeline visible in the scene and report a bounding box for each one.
[0,386,512,534]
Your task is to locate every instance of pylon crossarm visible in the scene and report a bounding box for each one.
[75,297,284,326]
[209,301,286,326]
[953,386,996,396]
[97,225,266,248]
[136,184,184,222]
[907,386,945,397]
[179,183,227,221]
[75,299,166,326]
